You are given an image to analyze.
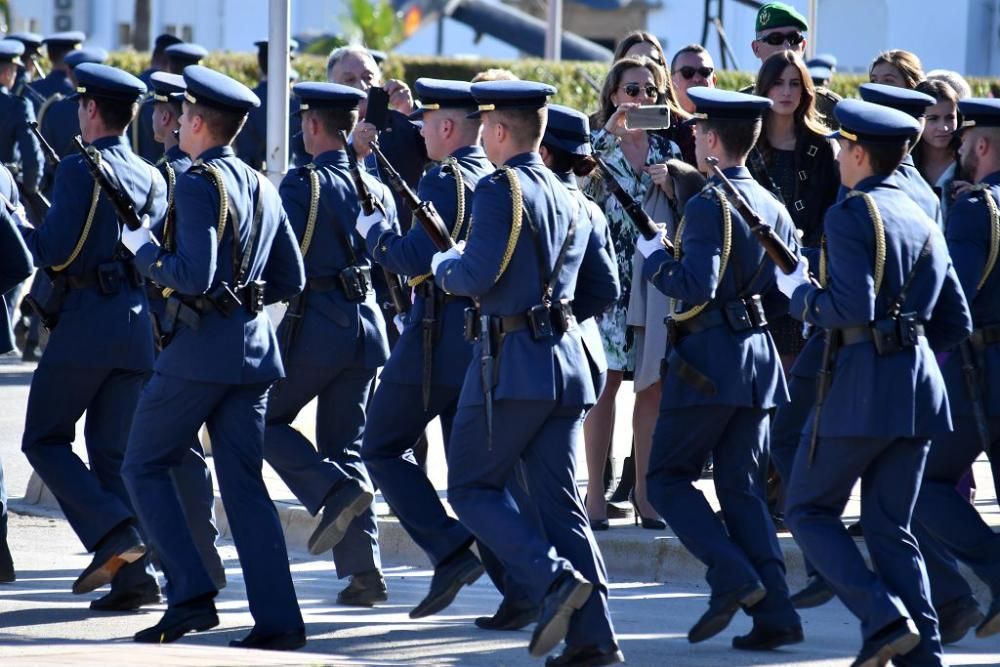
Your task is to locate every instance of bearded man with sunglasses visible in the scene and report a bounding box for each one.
[742,2,841,129]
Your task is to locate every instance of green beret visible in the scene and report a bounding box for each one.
[756,2,809,33]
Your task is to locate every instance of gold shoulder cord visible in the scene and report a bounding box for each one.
[819,235,829,287]
[970,184,1000,291]
[299,165,320,256]
[162,163,176,251]
[669,188,733,323]
[408,159,468,288]
[162,161,229,298]
[845,190,886,297]
[494,166,522,283]
[51,147,102,272]
[36,93,62,130]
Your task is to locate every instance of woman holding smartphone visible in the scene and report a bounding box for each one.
[582,55,683,531]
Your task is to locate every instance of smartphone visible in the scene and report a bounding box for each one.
[626,105,671,131]
[364,86,390,131]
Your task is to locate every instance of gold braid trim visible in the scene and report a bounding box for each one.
[299,165,320,257]
[495,166,522,283]
[52,148,102,272]
[162,161,229,298]
[970,184,1000,291]
[669,189,733,323]
[845,190,886,297]
[162,163,176,251]
[408,159,468,288]
[36,93,62,131]
[819,235,828,287]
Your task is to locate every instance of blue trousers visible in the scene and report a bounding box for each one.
[647,405,799,630]
[448,399,615,649]
[785,433,943,666]
[363,379,533,605]
[123,373,302,634]
[22,363,156,590]
[913,415,1000,607]
[264,362,380,577]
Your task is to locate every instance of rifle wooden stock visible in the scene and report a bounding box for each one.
[594,154,674,255]
[72,135,142,231]
[340,130,410,315]
[28,121,59,167]
[369,139,455,252]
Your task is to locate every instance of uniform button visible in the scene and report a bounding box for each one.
[155,260,163,268]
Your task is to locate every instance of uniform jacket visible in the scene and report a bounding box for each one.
[28,70,74,112]
[0,88,43,193]
[366,144,491,387]
[134,144,305,384]
[644,166,797,410]
[276,148,392,370]
[39,94,81,158]
[234,80,303,170]
[130,97,163,163]
[789,173,972,438]
[939,169,1000,417]
[0,165,32,354]
[146,145,192,322]
[435,152,620,409]
[19,135,166,370]
[898,154,943,227]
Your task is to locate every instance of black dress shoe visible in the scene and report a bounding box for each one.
[337,569,388,607]
[230,627,306,651]
[545,642,624,666]
[475,597,538,631]
[529,570,594,657]
[976,596,1000,638]
[790,575,835,609]
[850,617,920,667]
[688,582,766,644]
[847,521,864,537]
[308,480,373,555]
[937,596,983,644]
[133,599,219,643]
[410,549,484,619]
[90,583,161,611]
[589,518,610,532]
[73,525,146,595]
[0,539,14,583]
[732,623,804,650]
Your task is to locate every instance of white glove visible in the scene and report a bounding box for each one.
[636,225,667,259]
[121,214,157,254]
[355,208,384,239]
[431,241,465,275]
[775,259,810,297]
[393,313,406,334]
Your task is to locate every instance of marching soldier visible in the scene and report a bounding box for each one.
[0,163,32,583]
[17,63,166,609]
[429,80,622,665]
[121,65,306,648]
[0,41,44,200]
[859,83,943,225]
[6,32,46,108]
[39,47,108,159]
[911,97,1000,644]
[28,31,85,112]
[261,82,389,607]
[780,99,971,666]
[359,78,526,622]
[637,87,802,650]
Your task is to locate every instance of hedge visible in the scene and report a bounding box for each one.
[93,51,998,115]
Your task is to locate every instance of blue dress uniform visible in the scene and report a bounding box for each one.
[0,41,43,197]
[262,82,389,599]
[911,97,1000,643]
[0,165,33,582]
[783,100,972,667]
[859,84,943,227]
[640,88,802,648]
[27,32,84,111]
[140,71,225,589]
[361,78,513,618]
[433,81,622,664]
[17,64,165,601]
[123,66,306,648]
[39,47,108,159]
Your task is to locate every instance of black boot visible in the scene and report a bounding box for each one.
[0,513,14,584]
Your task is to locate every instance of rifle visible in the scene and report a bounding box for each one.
[959,339,992,451]
[28,121,59,167]
[368,138,454,252]
[704,156,799,274]
[593,154,675,254]
[72,136,142,231]
[808,328,839,465]
[28,54,46,81]
[339,130,410,315]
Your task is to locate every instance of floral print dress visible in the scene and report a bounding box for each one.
[584,128,681,373]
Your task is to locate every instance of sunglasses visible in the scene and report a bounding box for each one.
[620,83,659,98]
[673,66,715,80]
[758,31,805,46]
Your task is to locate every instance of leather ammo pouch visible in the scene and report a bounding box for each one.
[521,201,578,341]
[24,272,68,330]
[669,295,768,343]
[337,265,370,302]
[205,280,267,317]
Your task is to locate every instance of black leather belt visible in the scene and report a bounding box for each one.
[839,323,925,346]
[971,323,1000,349]
[308,268,372,292]
[64,260,142,294]
[495,311,577,334]
[671,296,768,339]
